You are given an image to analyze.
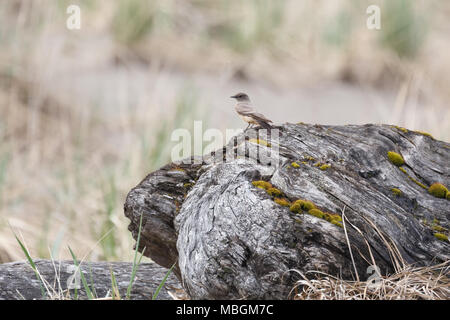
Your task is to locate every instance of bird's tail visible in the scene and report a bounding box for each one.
[256,120,272,130]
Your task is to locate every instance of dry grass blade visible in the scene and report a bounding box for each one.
[292,261,449,300]
[290,207,449,300]
[341,206,360,282]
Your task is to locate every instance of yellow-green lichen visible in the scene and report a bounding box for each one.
[331,220,343,228]
[289,200,304,213]
[408,176,428,190]
[391,188,402,196]
[252,180,272,190]
[447,193,450,200]
[319,164,331,171]
[306,156,315,161]
[274,197,291,207]
[327,213,342,223]
[393,125,408,133]
[249,138,271,147]
[322,212,343,227]
[414,131,433,139]
[302,200,316,211]
[399,167,407,174]
[290,200,342,228]
[301,161,308,165]
[308,208,325,219]
[434,233,449,242]
[432,225,447,233]
[387,151,405,167]
[289,199,317,213]
[291,162,300,168]
[267,187,283,197]
[428,183,449,199]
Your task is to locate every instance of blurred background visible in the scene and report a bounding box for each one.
[0,0,449,263]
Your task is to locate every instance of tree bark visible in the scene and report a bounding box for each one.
[124,123,450,299]
[0,259,181,300]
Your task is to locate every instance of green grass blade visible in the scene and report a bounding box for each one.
[68,246,94,300]
[110,266,121,300]
[88,262,98,299]
[126,214,144,299]
[14,233,46,298]
[152,262,176,300]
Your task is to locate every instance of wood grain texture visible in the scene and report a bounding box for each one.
[0,260,181,300]
[125,123,450,299]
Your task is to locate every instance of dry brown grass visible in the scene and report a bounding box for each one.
[290,209,450,300]
[292,261,449,300]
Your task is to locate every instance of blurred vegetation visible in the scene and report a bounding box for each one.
[112,0,155,46]
[207,0,285,52]
[323,9,353,47]
[0,0,448,264]
[380,0,428,58]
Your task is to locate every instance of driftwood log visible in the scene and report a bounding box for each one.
[124,123,450,299]
[0,260,181,300]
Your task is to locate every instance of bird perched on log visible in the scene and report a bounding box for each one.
[231,92,273,130]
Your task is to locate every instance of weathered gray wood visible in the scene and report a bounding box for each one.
[0,259,181,300]
[124,123,450,299]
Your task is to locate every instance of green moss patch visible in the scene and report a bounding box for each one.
[308,208,325,219]
[387,151,405,166]
[391,188,402,196]
[249,138,271,147]
[290,199,316,213]
[331,221,343,228]
[289,200,304,213]
[274,197,291,207]
[414,131,433,139]
[289,198,343,228]
[267,187,283,197]
[291,162,300,168]
[302,200,316,211]
[434,233,449,242]
[319,164,331,171]
[428,183,449,199]
[432,225,447,233]
[408,176,428,190]
[325,213,342,223]
[392,125,408,133]
[252,180,272,190]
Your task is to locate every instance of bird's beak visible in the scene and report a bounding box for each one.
[230,95,236,99]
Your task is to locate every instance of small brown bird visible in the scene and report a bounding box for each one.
[231,92,273,130]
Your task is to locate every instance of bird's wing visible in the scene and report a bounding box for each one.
[236,102,273,123]
[252,112,272,123]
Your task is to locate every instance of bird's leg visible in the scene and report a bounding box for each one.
[245,123,251,131]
